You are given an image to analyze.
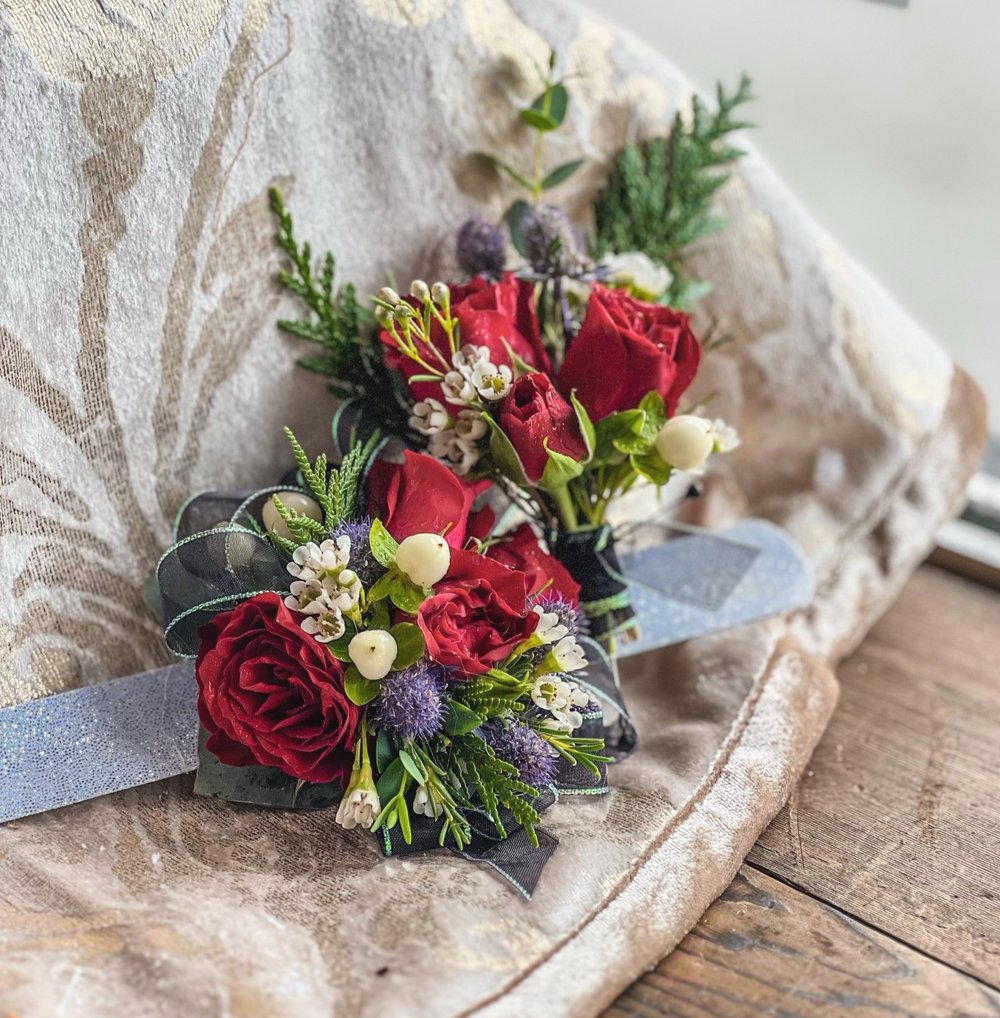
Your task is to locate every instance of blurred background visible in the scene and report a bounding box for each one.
[578,0,999,447]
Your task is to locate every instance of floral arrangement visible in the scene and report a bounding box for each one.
[269,58,751,644]
[153,58,754,895]
[158,432,613,891]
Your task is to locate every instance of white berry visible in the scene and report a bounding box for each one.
[262,492,323,541]
[395,533,451,588]
[654,415,714,472]
[348,630,398,681]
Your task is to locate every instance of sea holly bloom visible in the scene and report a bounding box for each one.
[482,720,559,788]
[375,662,447,741]
[531,674,590,733]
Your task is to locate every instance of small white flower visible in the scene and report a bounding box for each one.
[409,398,450,436]
[604,250,673,300]
[532,606,569,646]
[300,607,346,643]
[335,785,381,831]
[428,430,481,476]
[453,344,491,371]
[409,279,430,301]
[441,370,476,405]
[431,281,450,305]
[531,673,590,732]
[708,418,741,453]
[454,408,488,443]
[413,785,443,819]
[378,286,401,307]
[552,635,587,673]
[471,362,512,402]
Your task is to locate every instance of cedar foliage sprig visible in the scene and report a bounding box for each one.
[592,74,754,299]
[269,188,411,436]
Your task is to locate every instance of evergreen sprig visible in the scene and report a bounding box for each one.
[458,733,542,846]
[592,74,754,299]
[269,188,412,437]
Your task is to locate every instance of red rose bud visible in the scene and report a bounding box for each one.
[367,450,489,549]
[485,522,581,603]
[379,272,551,402]
[497,373,588,483]
[416,549,538,677]
[557,284,701,421]
[195,593,359,784]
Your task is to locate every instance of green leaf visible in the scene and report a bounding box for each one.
[375,728,395,774]
[368,597,391,631]
[638,390,667,443]
[343,665,382,706]
[375,757,404,806]
[525,82,568,130]
[476,152,533,191]
[484,414,532,487]
[367,570,397,605]
[520,107,558,132]
[390,622,425,669]
[397,797,412,844]
[541,158,583,190]
[369,519,398,568]
[325,632,354,663]
[506,199,533,258]
[539,440,584,491]
[570,392,596,460]
[397,748,426,785]
[389,576,426,614]
[442,699,484,736]
[594,409,647,457]
[630,449,672,486]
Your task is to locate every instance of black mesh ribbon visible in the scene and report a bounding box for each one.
[157,489,301,657]
[551,524,638,647]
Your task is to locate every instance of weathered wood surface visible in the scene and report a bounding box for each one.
[605,867,1000,1018]
[606,566,1000,1014]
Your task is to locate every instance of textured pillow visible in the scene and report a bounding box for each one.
[0,2,985,1014]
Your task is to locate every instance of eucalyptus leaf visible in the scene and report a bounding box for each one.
[475,152,533,190]
[542,158,583,190]
[506,199,532,258]
[520,107,558,132]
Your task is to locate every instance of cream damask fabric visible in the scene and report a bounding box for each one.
[0,2,985,1015]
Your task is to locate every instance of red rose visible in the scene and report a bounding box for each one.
[367,450,489,549]
[557,284,701,420]
[416,549,538,676]
[485,523,581,603]
[497,373,588,483]
[380,273,551,402]
[195,593,359,784]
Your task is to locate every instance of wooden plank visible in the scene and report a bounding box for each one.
[748,566,1000,986]
[604,866,1000,1017]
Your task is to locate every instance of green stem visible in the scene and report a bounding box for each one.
[548,484,578,531]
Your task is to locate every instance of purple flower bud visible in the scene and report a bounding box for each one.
[482,720,558,789]
[375,661,447,741]
[456,215,507,278]
[327,517,385,588]
[521,204,590,276]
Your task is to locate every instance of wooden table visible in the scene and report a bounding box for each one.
[605,565,1000,1016]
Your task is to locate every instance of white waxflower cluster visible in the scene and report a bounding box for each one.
[284,536,360,642]
[442,344,512,405]
[531,674,591,733]
[707,418,741,453]
[532,604,587,673]
[408,396,490,477]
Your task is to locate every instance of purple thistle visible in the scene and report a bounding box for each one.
[375,661,447,741]
[521,204,590,276]
[327,516,385,588]
[456,215,507,278]
[482,720,558,789]
[533,592,586,637]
